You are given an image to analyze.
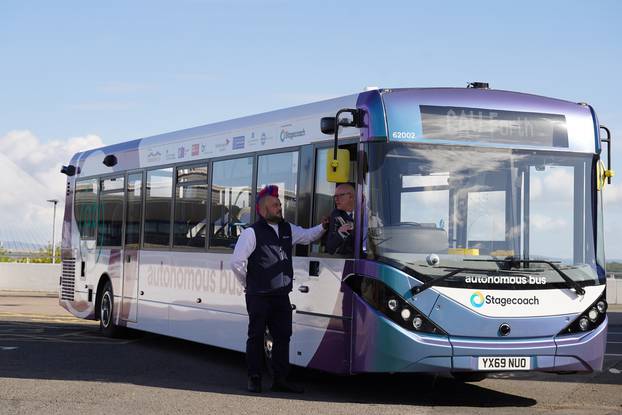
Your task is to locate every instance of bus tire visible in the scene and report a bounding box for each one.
[451,372,487,382]
[264,328,273,374]
[99,280,123,338]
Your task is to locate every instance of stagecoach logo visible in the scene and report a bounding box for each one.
[470,291,485,308]
[147,150,161,162]
[232,135,245,150]
[280,127,306,142]
[470,291,540,308]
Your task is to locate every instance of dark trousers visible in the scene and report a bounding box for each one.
[245,294,292,379]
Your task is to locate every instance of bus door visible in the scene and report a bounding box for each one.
[121,172,143,323]
[290,145,356,373]
[291,256,350,371]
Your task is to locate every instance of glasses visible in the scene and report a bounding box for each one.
[333,192,353,200]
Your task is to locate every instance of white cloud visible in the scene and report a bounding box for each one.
[0,130,104,248]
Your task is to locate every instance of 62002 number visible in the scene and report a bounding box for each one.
[392,131,417,139]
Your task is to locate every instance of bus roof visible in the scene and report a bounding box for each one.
[68,87,598,178]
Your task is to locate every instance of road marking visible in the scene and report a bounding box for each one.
[0,312,87,320]
[1,346,18,350]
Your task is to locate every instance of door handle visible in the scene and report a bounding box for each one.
[309,260,320,276]
[298,285,309,293]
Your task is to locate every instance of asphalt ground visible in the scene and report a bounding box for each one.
[1,293,621,415]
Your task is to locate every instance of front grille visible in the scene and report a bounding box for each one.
[61,258,76,301]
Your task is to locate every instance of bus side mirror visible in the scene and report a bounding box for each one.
[596,160,614,191]
[326,149,350,183]
[321,117,336,135]
[61,165,76,176]
[600,125,614,185]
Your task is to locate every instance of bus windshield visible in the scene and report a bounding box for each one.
[365,142,604,288]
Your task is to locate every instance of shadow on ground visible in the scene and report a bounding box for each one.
[0,317,617,407]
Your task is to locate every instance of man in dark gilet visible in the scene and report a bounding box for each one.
[231,185,328,393]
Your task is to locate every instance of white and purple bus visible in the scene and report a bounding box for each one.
[60,84,614,380]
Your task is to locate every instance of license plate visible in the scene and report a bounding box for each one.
[477,356,531,371]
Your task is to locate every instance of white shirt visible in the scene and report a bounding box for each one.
[230,222,325,288]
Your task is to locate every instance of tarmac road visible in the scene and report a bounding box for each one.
[1,292,621,415]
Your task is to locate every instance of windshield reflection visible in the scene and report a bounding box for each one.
[364,143,602,285]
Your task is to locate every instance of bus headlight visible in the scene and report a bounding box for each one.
[596,300,607,314]
[413,316,424,330]
[588,308,599,322]
[400,308,412,321]
[346,275,447,336]
[558,293,607,335]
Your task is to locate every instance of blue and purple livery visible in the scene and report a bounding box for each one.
[60,85,610,379]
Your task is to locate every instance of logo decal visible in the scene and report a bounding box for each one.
[280,128,306,142]
[470,291,485,308]
[232,135,245,150]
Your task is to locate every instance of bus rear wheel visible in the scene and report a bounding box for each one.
[99,281,123,338]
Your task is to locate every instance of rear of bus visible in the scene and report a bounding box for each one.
[343,87,609,377]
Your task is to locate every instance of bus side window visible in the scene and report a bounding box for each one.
[257,151,299,223]
[311,145,357,255]
[144,168,174,248]
[173,164,208,249]
[125,173,143,248]
[209,157,253,249]
[98,176,125,247]
[75,178,98,239]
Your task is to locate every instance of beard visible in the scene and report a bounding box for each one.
[265,212,283,223]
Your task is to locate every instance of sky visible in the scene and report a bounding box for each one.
[1,0,621,258]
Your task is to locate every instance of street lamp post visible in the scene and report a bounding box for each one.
[47,199,59,263]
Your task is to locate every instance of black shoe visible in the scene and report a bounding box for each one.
[247,375,262,393]
[271,379,304,394]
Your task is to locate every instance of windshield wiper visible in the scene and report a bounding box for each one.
[464,258,585,296]
[374,255,472,293]
[409,268,471,295]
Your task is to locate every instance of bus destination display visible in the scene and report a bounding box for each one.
[420,105,568,147]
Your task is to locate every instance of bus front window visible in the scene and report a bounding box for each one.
[365,142,603,287]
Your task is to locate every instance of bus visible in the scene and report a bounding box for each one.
[59,84,614,380]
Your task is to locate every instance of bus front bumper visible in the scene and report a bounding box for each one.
[449,316,608,373]
[352,297,608,374]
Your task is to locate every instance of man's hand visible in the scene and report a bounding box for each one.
[338,223,353,234]
[321,216,330,230]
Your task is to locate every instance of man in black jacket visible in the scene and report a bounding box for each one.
[231,185,328,393]
[326,183,355,255]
